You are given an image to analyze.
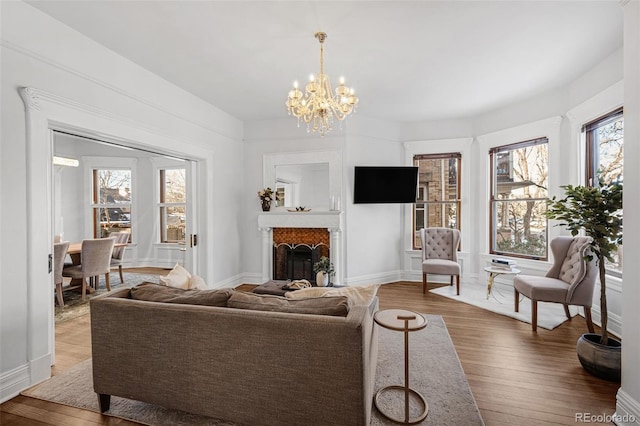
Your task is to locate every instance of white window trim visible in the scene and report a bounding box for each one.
[83,156,137,243]
[151,157,187,245]
[403,138,473,253]
[476,116,562,262]
[566,81,624,186]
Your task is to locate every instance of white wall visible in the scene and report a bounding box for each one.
[343,117,404,285]
[617,1,640,424]
[0,1,243,401]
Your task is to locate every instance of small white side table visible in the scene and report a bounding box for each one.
[483,266,521,300]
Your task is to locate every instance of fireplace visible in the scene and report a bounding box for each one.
[272,228,330,283]
[258,210,343,285]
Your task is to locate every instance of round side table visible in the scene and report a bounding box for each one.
[374,309,429,425]
[483,266,521,301]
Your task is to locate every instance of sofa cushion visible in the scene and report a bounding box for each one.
[130,282,233,307]
[285,284,380,307]
[227,291,349,316]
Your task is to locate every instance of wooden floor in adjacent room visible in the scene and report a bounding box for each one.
[1,279,620,425]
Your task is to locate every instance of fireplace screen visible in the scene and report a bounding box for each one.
[273,243,329,284]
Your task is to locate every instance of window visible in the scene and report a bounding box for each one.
[584,108,623,271]
[159,168,186,243]
[92,169,132,239]
[490,138,548,259]
[412,153,461,249]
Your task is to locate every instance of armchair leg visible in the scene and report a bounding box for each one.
[105,273,111,291]
[450,275,454,286]
[514,289,520,312]
[563,304,571,320]
[584,307,595,333]
[422,273,427,294]
[531,300,538,332]
[455,275,460,295]
[118,265,124,284]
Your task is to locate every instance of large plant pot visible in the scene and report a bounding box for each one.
[576,333,621,382]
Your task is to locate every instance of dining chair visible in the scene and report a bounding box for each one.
[62,238,115,301]
[514,236,597,332]
[109,231,130,283]
[53,241,70,306]
[420,227,461,294]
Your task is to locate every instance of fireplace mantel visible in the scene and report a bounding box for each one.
[258,210,341,229]
[258,210,344,285]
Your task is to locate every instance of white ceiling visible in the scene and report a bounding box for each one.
[27,1,623,124]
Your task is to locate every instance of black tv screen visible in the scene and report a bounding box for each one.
[354,166,418,204]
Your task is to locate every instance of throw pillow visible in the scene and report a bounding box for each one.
[130,282,234,307]
[227,291,349,316]
[285,284,380,306]
[159,263,191,289]
[189,275,208,290]
[159,263,209,290]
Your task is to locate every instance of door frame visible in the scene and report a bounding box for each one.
[20,86,211,385]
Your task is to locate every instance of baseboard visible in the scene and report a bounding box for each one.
[590,305,622,339]
[344,270,402,287]
[211,273,245,289]
[0,354,51,404]
[615,389,640,425]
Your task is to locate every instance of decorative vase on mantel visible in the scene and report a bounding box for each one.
[261,199,271,212]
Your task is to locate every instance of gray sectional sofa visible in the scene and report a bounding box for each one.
[90,284,378,425]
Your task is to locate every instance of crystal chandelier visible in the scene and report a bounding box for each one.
[286,32,359,136]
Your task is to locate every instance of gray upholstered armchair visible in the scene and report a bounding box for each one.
[514,236,597,332]
[420,227,461,295]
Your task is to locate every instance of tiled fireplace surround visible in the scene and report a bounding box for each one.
[258,210,343,285]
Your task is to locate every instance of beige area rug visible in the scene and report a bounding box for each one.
[24,315,483,425]
[55,272,164,323]
[430,281,579,330]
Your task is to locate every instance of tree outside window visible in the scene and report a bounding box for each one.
[490,138,548,259]
[159,168,186,243]
[585,108,623,271]
[92,169,132,239]
[412,153,461,249]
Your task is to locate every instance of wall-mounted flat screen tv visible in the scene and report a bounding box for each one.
[353,166,418,204]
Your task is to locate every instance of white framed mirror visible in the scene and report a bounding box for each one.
[263,150,342,211]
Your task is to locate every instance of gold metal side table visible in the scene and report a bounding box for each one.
[374,309,429,424]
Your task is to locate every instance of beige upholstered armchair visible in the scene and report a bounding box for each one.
[420,227,461,295]
[514,236,597,332]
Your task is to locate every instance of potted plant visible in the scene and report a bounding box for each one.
[546,176,623,381]
[313,256,335,287]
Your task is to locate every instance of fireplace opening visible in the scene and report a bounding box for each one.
[273,243,328,283]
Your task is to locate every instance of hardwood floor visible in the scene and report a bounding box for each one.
[1,280,619,425]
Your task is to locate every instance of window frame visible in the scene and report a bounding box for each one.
[412,152,462,250]
[489,137,549,261]
[584,107,623,186]
[158,167,187,244]
[91,167,133,239]
[583,107,623,275]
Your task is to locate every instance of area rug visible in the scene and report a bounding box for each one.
[430,281,578,330]
[55,272,165,323]
[24,315,483,425]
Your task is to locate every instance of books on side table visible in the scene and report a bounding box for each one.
[489,258,518,271]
